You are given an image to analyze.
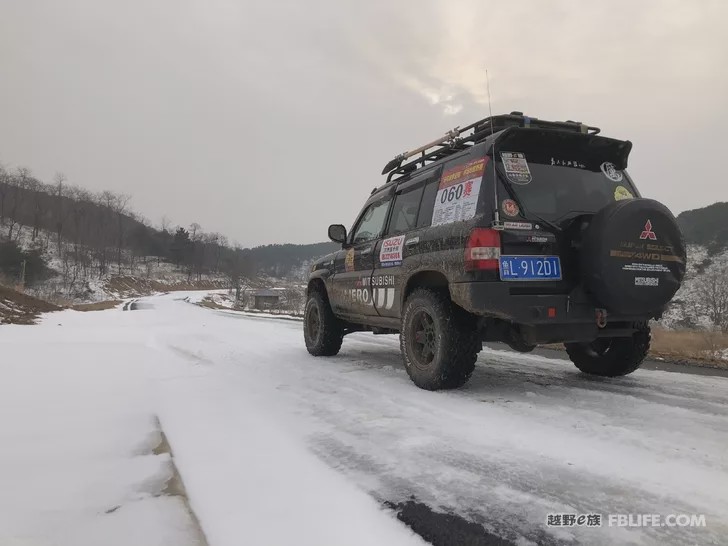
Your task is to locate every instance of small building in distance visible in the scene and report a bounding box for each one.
[251,289,280,310]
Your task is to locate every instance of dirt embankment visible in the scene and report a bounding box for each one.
[0,285,60,325]
[105,276,229,298]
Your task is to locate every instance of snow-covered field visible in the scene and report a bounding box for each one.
[1,292,727,546]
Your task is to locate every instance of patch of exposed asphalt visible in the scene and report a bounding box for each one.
[122,299,140,311]
[384,496,573,546]
[384,498,514,546]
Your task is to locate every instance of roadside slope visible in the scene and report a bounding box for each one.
[0,285,59,324]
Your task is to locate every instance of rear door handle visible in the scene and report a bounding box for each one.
[360,247,372,255]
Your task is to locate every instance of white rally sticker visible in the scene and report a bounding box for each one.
[635,276,659,286]
[431,158,486,226]
[500,152,532,184]
[503,221,533,230]
[600,161,623,182]
[379,235,405,267]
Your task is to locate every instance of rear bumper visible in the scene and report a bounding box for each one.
[450,281,643,327]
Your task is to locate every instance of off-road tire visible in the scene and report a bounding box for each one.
[565,322,651,377]
[304,290,344,357]
[400,288,481,390]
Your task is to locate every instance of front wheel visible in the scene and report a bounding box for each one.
[304,290,343,356]
[565,322,651,377]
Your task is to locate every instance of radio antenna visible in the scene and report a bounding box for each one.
[486,69,502,227]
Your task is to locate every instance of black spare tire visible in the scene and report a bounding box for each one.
[580,198,686,316]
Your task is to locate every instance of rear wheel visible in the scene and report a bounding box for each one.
[565,322,650,377]
[400,289,480,390]
[304,290,343,356]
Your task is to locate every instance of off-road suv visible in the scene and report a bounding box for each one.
[303,112,686,390]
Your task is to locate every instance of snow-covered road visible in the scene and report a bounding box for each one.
[2,292,727,546]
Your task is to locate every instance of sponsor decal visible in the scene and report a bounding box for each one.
[344,248,355,272]
[622,263,671,273]
[609,236,683,275]
[346,288,372,305]
[503,221,533,230]
[614,185,634,201]
[640,220,657,241]
[501,152,532,184]
[344,248,354,273]
[431,158,486,226]
[550,158,586,168]
[502,199,520,217]
[635,276,660,286]
[600,161,623,182]
[379,235,405,267]
[343,275,397,310]
[527,235,549,243]
[374,287,396,310]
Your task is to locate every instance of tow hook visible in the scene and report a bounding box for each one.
[596,308,608,329]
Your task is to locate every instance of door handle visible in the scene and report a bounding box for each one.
[360,247,372,255]
[405,237,420,247]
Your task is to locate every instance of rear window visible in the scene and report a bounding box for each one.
[388,186,424,234]
[495,130,637,223]
[416,180,439,228]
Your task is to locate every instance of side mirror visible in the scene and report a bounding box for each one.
[328,224,347,245]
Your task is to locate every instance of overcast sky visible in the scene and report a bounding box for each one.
[1,0,727,247]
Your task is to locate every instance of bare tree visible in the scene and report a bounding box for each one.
[7,167,31,239]
[111,193,131,275]
[694,265,728,332]
[53,172,72,253]
[282,286,305,313]
[0,164,9,224]
[27,178,51,241]
[189,222,201,241]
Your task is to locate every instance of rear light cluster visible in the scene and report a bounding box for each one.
[465,228,501,271]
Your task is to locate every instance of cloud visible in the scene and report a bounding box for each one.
[1,0,727,245]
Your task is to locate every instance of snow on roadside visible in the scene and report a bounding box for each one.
[0,310,201,546]
[0,296,425,546]
[156,366,426,546]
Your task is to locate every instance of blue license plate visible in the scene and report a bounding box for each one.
[499,255,562,281]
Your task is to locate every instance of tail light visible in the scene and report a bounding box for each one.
[465,228,501,271]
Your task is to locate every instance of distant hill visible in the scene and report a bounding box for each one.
[677,202,728,254]
[247,242,339,277]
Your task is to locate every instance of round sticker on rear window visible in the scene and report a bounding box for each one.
[614,185,634,201]
[600,162,623,182]
[502,199,520,217]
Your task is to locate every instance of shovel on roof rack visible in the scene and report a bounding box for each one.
[381,127,461,175]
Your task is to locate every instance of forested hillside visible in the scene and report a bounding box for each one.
[677,202,728,253]
[0,164,338,299]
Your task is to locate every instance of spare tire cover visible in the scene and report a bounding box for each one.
[580,198,686,315]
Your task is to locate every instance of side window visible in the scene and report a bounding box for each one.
[388,186,425,235]
[350,199,391,244]
[416,179,439,228]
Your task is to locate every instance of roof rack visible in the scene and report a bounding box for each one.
[382,111,601,181]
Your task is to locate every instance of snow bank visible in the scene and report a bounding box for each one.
[0,312,200,546]
[0,296,424,546]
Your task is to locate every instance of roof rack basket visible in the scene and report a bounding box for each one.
[382,111,600,181]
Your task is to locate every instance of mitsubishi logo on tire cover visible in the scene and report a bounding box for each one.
[640,220,657,241]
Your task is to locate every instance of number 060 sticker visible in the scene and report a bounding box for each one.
[431,158,486,226]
